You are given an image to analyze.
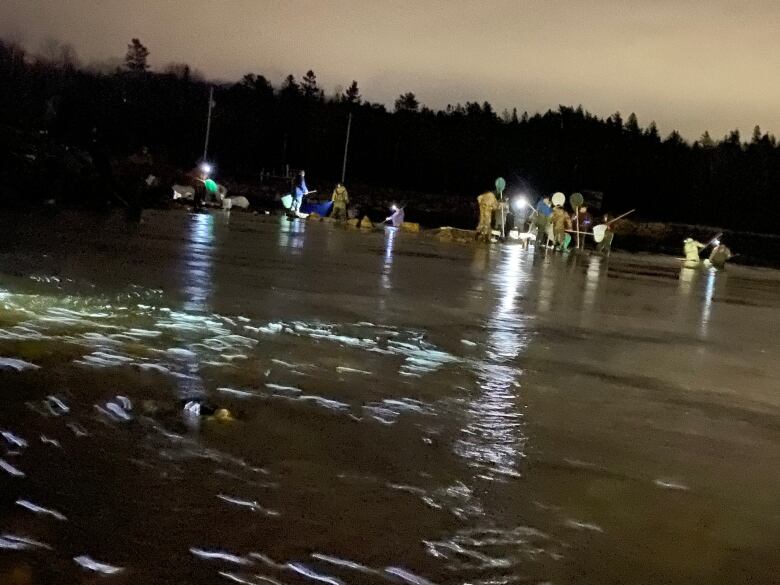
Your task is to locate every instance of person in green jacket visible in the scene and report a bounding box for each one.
[331,183,349,221]
[683,238,705,267]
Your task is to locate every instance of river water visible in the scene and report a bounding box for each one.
[0,210,778,585]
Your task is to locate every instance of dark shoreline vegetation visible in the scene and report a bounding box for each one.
[1,37,779,267]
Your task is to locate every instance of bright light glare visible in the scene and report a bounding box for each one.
[200,163,212,175]
[713,239,720,246]
[391,204,398,211]
[512,196,528,212]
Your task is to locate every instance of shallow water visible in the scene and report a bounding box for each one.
[0,210,778,585]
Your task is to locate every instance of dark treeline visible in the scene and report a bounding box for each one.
[1,37,779,232]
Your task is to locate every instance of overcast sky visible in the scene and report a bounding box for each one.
[1,0,777,139]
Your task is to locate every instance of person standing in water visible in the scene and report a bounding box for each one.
[291,170,309,214]
[709,242,732,269]
[551,204,571,250]
[534,196,553,246]
[476,191,498,242]
[331,183,349,221]
[683,238,706,267]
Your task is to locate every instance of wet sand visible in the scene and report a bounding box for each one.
[0,210,778,585]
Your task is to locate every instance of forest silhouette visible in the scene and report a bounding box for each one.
[1,37,778,233]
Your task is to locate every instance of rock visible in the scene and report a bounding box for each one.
[401,222,420,233]
[436,228,454,241]
[172,184,195,200]
[308,212,322,221]
[347,218,360,228]
[434,226,476,244]
[229,196,250,209]
[359,215,373,229]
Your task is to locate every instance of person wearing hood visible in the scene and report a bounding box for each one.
[683,238,706,265]
[534,196,553,246]
[709,242,732,269]
[386,205,405,227]
[331,183,349,221]
[551,205,572,250]
[291,170,309,214]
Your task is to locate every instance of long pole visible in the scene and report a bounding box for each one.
[203,86,214,161]
[341,113,352,183]
[575,214,580,249]
[606,208,636,225]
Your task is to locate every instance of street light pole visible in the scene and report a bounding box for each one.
[203,86,214,161]
[341,112,352,184]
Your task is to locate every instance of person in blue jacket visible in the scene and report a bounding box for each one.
[534,196,553,246]
[291,170,309,214]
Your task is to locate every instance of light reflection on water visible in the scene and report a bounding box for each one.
[277,215,306,253]
[183,213,215,313]
[455,244,529,480]
[0,213,778,585]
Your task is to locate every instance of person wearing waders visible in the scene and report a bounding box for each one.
[595,214,615,255]
[291,170,309,215]
[551,205,571,250]
[683,238,705,266]
[476,191,498,242]
[331,183,349,221]
[709,242,732,269]
[534,196,553,248]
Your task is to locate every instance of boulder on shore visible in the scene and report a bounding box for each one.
[229,196,250,209]
[359,215,373,229]
[401,222,420,233]
[434,226,476,244]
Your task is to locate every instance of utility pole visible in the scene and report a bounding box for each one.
[341,112,352,183]
[203,86,214,161]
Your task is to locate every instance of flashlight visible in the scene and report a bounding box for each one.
[391,204,398,211]
[200,162,212,176]
[512,196,528,212]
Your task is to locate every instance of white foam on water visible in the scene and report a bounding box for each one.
[311,553,379,576]
[2,430,27,448]
[336,366,373,375]
[0,534,51,550]
[67,423,88,437]
[73,555,124,574]
[104,401,132,421]
[0,458,25,477]
[127,328,163,338]
[564,519,604,532]
[219,572,260,585]
[287,562,344,585]
[0,357,40,371]
[166,347,197,358]
[385,566,438,585]
[217,494,279,516]
[298,395,350,411]
[40,435,62,448]
[139,363,171,374]
[265,383,302,394]
[16,499,67,520]
[190,547,252,565]
[217,387,256,398]
[46,395,70,415]
[654,479,690,491]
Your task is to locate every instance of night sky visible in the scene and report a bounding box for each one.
[2,0,777,139]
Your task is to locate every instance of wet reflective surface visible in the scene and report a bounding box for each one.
[0,210,778,584]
